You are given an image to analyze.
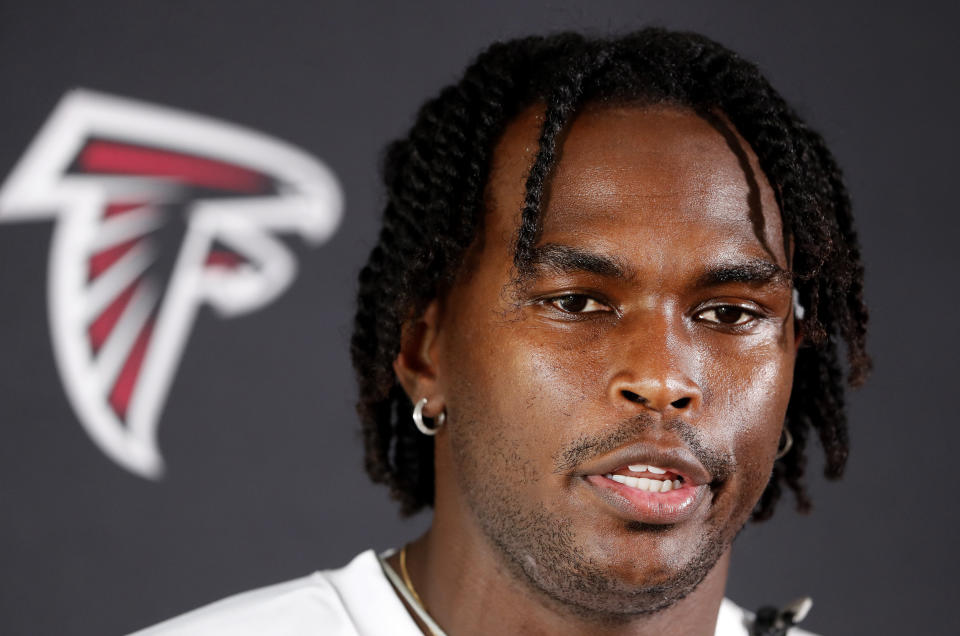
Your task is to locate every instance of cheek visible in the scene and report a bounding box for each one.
[441,325,564,481]
[706,333,794,420]
[497,333,593,452]
[521,335,596,400]
[705,346,794,500]
[446,324,601,475]
[508,325,615,433]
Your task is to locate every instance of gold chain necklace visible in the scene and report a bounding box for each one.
[399,544,428,610]
[394,544,447,636]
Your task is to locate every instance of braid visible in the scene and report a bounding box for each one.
[515,35,604,266]
[351,29,869,519]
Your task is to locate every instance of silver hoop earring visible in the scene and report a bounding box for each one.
[775,427,793,460]
[413,397,445,436]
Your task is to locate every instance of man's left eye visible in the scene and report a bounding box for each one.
[697,306,755,326]
[548,294,607,314]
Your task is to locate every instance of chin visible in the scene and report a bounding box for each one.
[492,517,730,620]
[520,553,717,620]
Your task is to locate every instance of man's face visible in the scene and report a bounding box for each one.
[427,104,797,617]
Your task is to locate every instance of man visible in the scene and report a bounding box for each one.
[138,29,868,636]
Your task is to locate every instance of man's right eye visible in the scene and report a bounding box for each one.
[547,294,608,314]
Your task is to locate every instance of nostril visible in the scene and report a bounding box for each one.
[621,390,646,404]
[671,397,691,409]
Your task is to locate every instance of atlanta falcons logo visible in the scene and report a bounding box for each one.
[0,90,343,478]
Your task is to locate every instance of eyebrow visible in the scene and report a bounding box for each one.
[695,259,792,289]
[523,244,791,289]
[525,243,634,279]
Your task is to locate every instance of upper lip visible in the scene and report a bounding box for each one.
[574,442,713,486]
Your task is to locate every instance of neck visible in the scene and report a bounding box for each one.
[393,499,731,636]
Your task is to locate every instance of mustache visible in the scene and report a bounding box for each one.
[553,412,735,481]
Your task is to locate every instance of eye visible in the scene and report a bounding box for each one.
[547,294,609,314]
[697,306,756,326]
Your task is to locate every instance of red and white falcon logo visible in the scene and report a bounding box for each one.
[0,90,343,478]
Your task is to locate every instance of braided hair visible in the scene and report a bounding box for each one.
[351,29,870,521]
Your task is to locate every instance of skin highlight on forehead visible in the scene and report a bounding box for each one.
[537,104,784,262]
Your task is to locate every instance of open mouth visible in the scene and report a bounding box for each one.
[584,462,708,525]
[605,463,685,493]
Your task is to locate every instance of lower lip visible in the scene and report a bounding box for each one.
[583,474,708,525]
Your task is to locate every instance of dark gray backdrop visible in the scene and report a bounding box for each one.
[1,1,956,634]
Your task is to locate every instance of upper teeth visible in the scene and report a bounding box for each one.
[607,474,682,492]
[627,464,667,474]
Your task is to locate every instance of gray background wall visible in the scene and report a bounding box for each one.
[0,1,956,634]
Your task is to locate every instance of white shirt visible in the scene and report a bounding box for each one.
[132,550,816,635]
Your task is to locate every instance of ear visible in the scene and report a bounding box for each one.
[393,299,445,417]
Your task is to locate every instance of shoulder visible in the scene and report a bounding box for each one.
[130,571,350,636]
[130,550,419,636]
[717,598,820,636]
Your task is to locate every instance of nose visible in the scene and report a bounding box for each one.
[607,312,702,415]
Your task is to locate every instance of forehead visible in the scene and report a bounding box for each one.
[484,103,786,269]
